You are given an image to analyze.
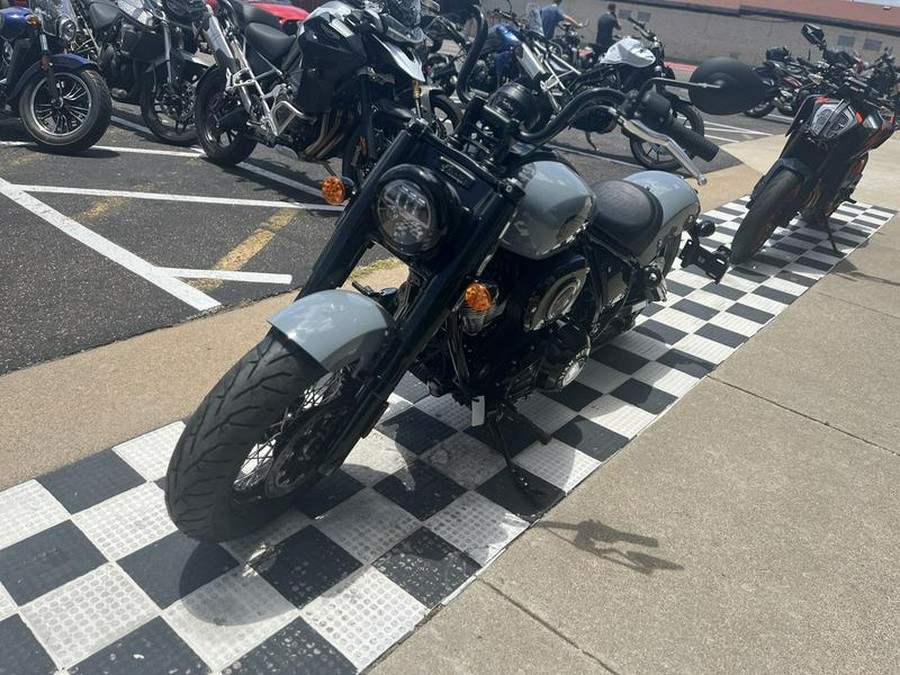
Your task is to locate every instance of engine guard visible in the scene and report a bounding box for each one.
[268,289,396,373]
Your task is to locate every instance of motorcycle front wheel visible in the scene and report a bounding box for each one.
[166,331,361,541]
[629,98,705,171]
[743,100,775,118]
[140,73,203,146]
[730,170,804,265]
[18,69,111,154]
[194,67,257,166]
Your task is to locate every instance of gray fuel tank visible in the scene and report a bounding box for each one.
[624,170,700,231]
[500,160,595,260]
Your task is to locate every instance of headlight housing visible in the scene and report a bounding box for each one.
[374,165,458,259]
[57,17,77,42]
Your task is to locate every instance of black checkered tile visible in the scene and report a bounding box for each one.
[0,200,893,674]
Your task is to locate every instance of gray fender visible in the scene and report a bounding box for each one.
[268,290,396,372]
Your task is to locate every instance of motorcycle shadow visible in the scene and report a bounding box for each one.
[536,518,684,575]
[832,252,900,288]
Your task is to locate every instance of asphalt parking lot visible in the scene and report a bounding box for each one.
[0,100,790,375]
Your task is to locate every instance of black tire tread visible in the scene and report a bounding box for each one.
[730,170,804,264]
[194,67,257,166]
[165,331,325,541]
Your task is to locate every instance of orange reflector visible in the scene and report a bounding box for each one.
[321,176,346,205]
[464,283,492,312]
[26,14,40,25]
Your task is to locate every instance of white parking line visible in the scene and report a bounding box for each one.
[703,120,772,136]
[158,268,293,285]
[10,184,343,211]
[0,178,221,311]
[705,134,737,143]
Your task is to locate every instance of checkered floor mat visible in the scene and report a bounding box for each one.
[0,199,894,675]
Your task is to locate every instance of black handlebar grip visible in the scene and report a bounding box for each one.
[661,118,719,162]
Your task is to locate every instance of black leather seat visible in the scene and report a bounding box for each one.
[87,0,123,32]
[219,0,283,30]
[588,180,663,259]
[245,22,295,64]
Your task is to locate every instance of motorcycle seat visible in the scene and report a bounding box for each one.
[218,0,283,30]
[245,22,295,65]
[588,180,662,258]
[87,1,123,32]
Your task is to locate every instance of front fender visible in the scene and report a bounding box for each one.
[268,290,396,373]
[7,54,99,105]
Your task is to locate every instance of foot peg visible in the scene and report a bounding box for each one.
[679,219,730,283]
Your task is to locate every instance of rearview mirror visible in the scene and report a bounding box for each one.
[801,24,826,47]
[688,57,768,115]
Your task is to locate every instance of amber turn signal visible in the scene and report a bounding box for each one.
[26,14,41,25]
[321,176,347,205]
[464,283,493,312]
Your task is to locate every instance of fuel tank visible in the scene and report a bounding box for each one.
[500,160,595,260]
[624,170,700,232]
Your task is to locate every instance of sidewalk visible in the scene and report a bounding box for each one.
[372,140,900,673]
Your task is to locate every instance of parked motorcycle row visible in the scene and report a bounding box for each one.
[1,0,897,540]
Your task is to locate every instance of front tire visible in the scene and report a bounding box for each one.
[730,170,804,265]
[629,98,705,171]
[18,69,111,154]
[166,331,359,541]
[194,67,257,166]
[140,71,203,146]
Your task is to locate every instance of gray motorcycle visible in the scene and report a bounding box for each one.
[165,7,766,541]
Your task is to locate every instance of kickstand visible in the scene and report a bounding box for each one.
[485,402,551,499]
[584,131,599,151]
[810,212,840,254]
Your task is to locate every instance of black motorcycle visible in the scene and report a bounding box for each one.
[730,24,897,264]
[69,0,207,145]
[164,6,765,541]
[192,0,460,182]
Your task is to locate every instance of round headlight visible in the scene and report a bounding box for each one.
[376,179,439,255]
[58,17,77,42]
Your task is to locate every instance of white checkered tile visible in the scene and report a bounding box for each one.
[514,438,601,492]
[708,312,765,338]
[672,333,736,365]
[420,433,507,490]
[644,307,707,335]
[426,491,528,566]
[633,362,700,398]
[342,430,416,487]
[0,480,69,551]
[378,393,414,423]
[72,483,175,560]
[577,359,633,395]
[113,422,185,482]
[21,564,157,667]
[0,582,14,621]
[684,288,740,312]
[301,567,427,670]
[732,292,789,315]
[514,393,579,433]
[163,567,298,672]
[581,395,659,438]
[223,507,313,564]
[316,489,420,564]
[758,276,808,297]
[414,395,472,431]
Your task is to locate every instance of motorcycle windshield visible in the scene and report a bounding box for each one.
[600,37,656,67]
[31,0,72,22]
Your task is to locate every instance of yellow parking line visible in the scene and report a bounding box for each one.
[191,208,297,291]
[6,152,44,168]
[75,197,128,222]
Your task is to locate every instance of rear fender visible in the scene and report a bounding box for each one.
[268,290,396,373]
[7,54,99,106]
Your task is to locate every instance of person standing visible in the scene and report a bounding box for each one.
[540,0,579,40]
[595,2,621,54]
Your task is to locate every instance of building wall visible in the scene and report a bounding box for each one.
[483,0,897,64]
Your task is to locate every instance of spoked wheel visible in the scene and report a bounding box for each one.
[629,98,705,171]
[194,67,257,166]
[730,170,804,265]
[166,331,361,541]
[140,72,203,146]
[19,70,111,153]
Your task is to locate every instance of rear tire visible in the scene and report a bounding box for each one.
[166,331,358,541]
[194,67,257,166]
[730,171,804,265]
[629,98,705,171]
